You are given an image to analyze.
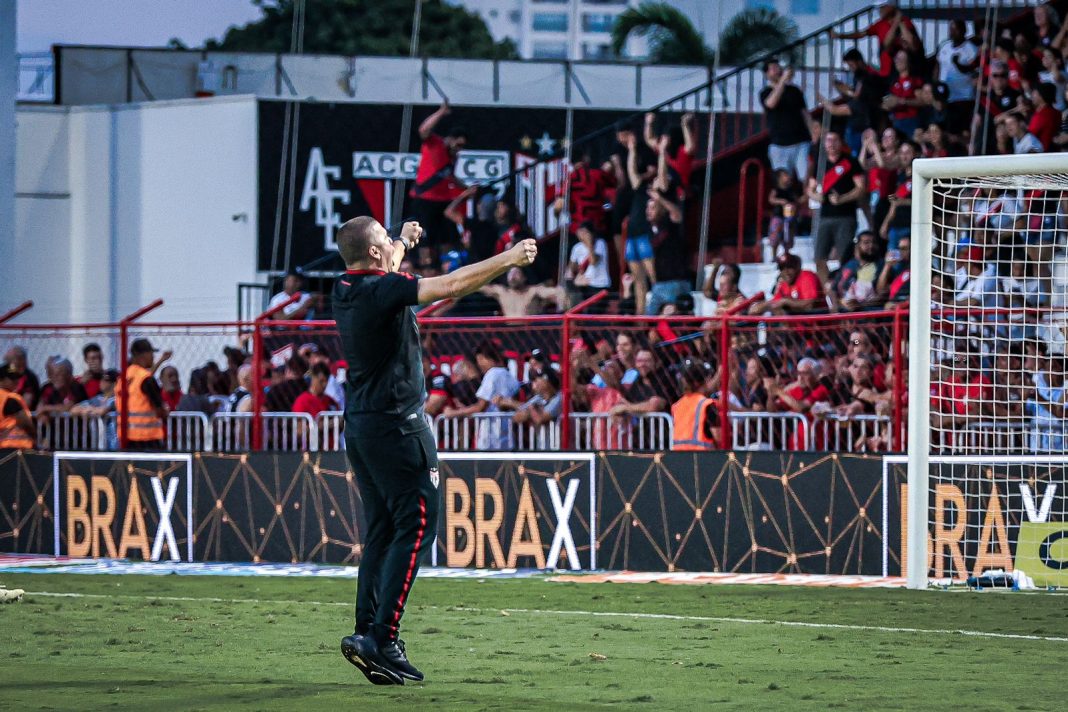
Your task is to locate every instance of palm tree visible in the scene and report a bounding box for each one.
[611,2,799,67]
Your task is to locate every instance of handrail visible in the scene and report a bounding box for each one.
[724,291,765,315]
[0,301,33,324]
[118,299,165,450]
[567,289,609,315]
[737,158,766,263]
[256,292,300,321]
[419,299,455,317]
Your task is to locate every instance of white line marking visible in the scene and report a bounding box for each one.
[26,592,1068,644]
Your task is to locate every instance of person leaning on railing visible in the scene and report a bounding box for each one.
[510,368,562,429]
[0,362,36,449]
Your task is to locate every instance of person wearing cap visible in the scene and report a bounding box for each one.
[117,338,167,449]
[749,253,824,315]
[830,2,923,79]
[268,270,318,321]
[511,368,562,429]
[0,363,36,449]
[409,100,468,259]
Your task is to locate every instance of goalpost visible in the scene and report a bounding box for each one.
[908,153,1068,589]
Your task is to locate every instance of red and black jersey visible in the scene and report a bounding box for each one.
[820,156,863,218]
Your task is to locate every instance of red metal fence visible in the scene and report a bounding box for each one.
[1,300,908,453]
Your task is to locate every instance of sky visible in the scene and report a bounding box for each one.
[16,0,263,52]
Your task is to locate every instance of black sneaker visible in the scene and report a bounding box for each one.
[379,639,424,682]
[341,634,404,686]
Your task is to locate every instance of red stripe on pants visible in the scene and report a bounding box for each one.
[390,496,427,634]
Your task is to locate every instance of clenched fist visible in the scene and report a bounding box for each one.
[400,221,423,246]
[510,238,538,267]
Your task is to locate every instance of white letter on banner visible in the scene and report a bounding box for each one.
[150,477,181,562]
[1020,482,1057,524]
[546,478,580,570]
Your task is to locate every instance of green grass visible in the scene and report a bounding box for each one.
[2,573,1067,711]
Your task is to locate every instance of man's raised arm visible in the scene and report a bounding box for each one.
[418,240,538,305]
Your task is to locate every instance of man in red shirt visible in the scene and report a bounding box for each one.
[749,252,824,314]
[409,101,468,259]
[1029,83,1060,151]
[292,362,338,419]
[831,2,923,78]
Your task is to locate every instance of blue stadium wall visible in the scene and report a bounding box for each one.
[0,451,900,575]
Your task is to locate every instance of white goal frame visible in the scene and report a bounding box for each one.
[908,153,1068,589]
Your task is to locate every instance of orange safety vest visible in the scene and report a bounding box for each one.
[118,364,164,442]
[671,392,717,451]
[0,388,34,449]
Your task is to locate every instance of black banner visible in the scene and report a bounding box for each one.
[257,100,634,272]
[2,450,898,574]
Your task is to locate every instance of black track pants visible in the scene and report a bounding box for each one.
[345,422,440,644]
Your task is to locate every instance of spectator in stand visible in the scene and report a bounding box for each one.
[767,169,801,253]
[807,131,866,285]
[624,130,661,314]
[617,348,673,416]
[936,19,979,135]
[703,262,746,314]
[220,346,248,395]
[268,270,319,321]
[37,358,88,422]
[1004,112,1044,154]
[445,354,482,411]
[265,355,308,412]
[1034,2,1063,49]
[511,368,563,433]
[481,267,564,318]
[920,121,963,158]
[158,365,182,412]
[884,50,926,138]
[1038,47,1066,111]
[71,369,119,450]
[447,342,519,450]
[567,221,612,300]
[761,60,815,182]
[1029,354,1067,452]
[767,357,830,449]
[831,231,885,312]
[176,369,217,417]
[77,343,105,399]
[846,330,887,390]
[490,200,525,256]
[954,247,1000,308]
[645,165,689,315]
[877,234,911,305]
[749,252,824,315]
[116,339,167,450]
[839,356,889,425]
[990,344,1028,427]
[409,100,467,257]
[644,112,698,201]
[292,363,338,419]
[1030,83,1062,150]
[973,61,1021,155]
[831,2,923,78]
[1014,35,1043,93]
[990,38,1025,91]
[879,140,917,248]
[587,358,631,449]
[859,127,901,235]
[821,49,886,155]
[228,364,253,413]
[3,346,39,410]
[305,349,344,409]
[0,362,37,449]
[444,188,494,264]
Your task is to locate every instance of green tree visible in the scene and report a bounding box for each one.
[610,2,799,67]
[205,0,518,59]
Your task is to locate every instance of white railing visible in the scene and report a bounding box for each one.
[166,412,211,452]
[568,412,672,451]
[317,411,344,451]
[263,412,316,451]
[35,413,106,451]
[813,414,892,453]
[434,412,561,451]
[211,412,251,452]
[731,412,810,451]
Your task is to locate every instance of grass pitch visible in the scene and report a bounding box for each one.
[2,573,1066,711]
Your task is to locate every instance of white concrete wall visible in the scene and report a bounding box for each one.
[11,95,259,324]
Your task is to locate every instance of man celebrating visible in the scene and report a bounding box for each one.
[333,216,536,685]
[409,101,468,257]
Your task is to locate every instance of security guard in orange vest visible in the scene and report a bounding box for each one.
[0,362,37,449]
[117,338,167,449]
[671,361,719,451]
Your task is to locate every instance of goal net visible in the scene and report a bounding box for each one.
[909,154,1068,589]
